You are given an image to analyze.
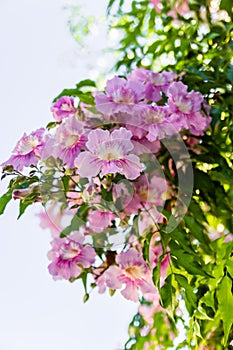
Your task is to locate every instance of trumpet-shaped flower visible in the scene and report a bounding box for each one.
[53,116,87,168]
[51,96,77,122]
[167,81,211,135]
[129,68,176,102]
[75,127,142,180]
[94,76,146,115]
[48,231,96,280]
[1,128,45,171]
[88,209,116,233]
[104,248,156,302]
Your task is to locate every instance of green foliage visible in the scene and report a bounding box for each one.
[105,0,233,348]
[0,168,40,218]
[53,79,96,105]
[0,190,13,215]
[217,276,233,346]
[0,1,232,348]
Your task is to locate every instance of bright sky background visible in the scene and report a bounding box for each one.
[0,1,137,349]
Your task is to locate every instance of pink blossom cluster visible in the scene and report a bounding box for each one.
[149,0,190,18]
[1,68,211,303]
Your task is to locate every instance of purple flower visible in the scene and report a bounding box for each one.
[129,68,176,102]
[104,248,156,302]
[167,81,211,135]
[168,81,203,114]
[88,209,116,233]
[53,116,87,168]
[75,127,142,180]
[1,128,45,171]
[94,76,146,115]
[51,96,77,122]
[139,105,174,141]
[48,231,96,280]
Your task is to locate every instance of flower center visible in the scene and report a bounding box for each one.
[97,141,122,161]
[61,103,72,111]
[17,136,40,155]
[124,265,145,280]
[64,134,80,148]
[149,73,165,86]
[112,88,135,104]
[145,109,165,124]
[138,185,148,202]
[106,152,119,161]
[60,241,81,260]
[176,97,192,114]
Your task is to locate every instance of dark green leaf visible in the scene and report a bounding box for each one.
[226,64,233,84]
[75,79,96,89]
[17,200,32,219]
[220,0,233,16]
[217,276,233,345]
[184,216,210,246]
[0,190,12,215]
[142,231,154,265]
[175,274,197,314]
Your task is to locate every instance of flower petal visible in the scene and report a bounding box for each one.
[75,152,102,178]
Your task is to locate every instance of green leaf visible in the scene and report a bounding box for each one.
[107,0,116,14]
[184,215,210,246]
[201,290,216,312]
[160,274,174,309]
[153,254,165,289]
[170,240,211,277]
[80,271,88,294]
[227,257,233,279]
[160,274,177,321]
[226,64,233,84]
[17,200,32,219]
[220,0,233,16]
[142,231,154,266]
[0,190,12,215]
[77,92,95,105]
[175,274,197,313]
[75,79,96,89]
[60,212,84,238]
[217,276,233,345]
[53,88,81,102]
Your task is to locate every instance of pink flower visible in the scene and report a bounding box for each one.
[53,116,87,168]
[48,231,96,280]
[1,128,45,171]
[149,0,162,13]
[94,76,146,115]
[139,105,176,141]
[88,209,116,233]
[131,137,161,155]
[167,0,190,21]
[167,81,211,135]
[113,174,167,221]
[75,127,142,180]
[129,68,176,102]
[168,81,203,115]
[104,248,156,302]
[51,96,77,122]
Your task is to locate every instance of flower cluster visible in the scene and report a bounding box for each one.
[1,68,211,303]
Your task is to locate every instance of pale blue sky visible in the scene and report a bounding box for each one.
[0,1,137,349]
